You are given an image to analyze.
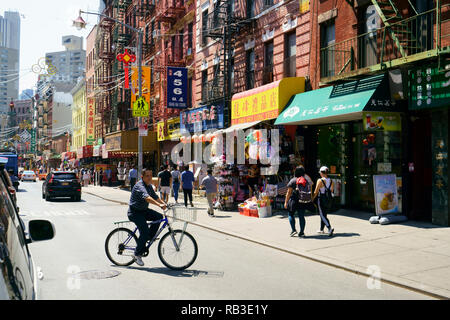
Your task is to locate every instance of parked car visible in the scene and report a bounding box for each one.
[42,171,82,201]
[21,171,37,182]
[1,157,55,300]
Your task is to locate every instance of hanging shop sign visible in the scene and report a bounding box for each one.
[87,98,95,145]
[105,132,122,151]
[77,147,83,159]
[167,117,181,140]
[167,67,188,109]
[180,103,224,133]
[139,123,148,137]
[363,112,401,131]
[82,145,93,158]
[373,174,399,215]
[93,145,101,157]
[131,66,151,107]
[409,63,450,110]
[157,121,165,141]
[232,77,305,125]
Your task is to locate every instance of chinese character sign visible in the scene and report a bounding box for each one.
[87,99,95,145]
[180,103,224,133]
[167,67,188,109]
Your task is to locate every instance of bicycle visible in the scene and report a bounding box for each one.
[105,204,198,270]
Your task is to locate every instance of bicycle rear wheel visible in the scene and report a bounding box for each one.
[105,227,138,266]
[158,230,198,270]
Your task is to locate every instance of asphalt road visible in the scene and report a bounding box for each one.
[16,180,433,300]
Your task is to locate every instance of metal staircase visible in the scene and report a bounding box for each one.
[371,0,420,57]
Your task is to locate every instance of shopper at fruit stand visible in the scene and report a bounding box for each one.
[284,165,314,238]
[201,168,218,217]
[181,166,195,207]
[312,166,335,237]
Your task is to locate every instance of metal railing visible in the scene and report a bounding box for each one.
[320,4,450,81]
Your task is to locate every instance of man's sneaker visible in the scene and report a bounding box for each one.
[133,255,144,266]
[298,232,305,238]
[190,203,194,207]
[317,230,325,234]
[328,228,334,237]
[290,231,297,237]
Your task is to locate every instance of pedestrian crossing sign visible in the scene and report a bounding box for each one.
[132,97,149,117]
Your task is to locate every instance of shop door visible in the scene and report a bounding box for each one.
[409,114,432,221]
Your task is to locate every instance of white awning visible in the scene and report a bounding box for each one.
[223,121,262,133]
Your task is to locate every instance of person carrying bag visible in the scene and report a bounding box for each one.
[312,166,335,237]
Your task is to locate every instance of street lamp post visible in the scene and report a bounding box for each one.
[74,11,144,177]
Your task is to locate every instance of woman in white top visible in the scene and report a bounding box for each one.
[83,170,91,187]
[312,166,334,237]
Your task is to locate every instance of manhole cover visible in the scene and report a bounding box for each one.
[74,270,121,280]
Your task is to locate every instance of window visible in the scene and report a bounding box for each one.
[246,49,255,90]
[202,10,208,46]
[151,21,155,45]
[320,21,335,77]
[171,36,176,61]
[246,0,255,18]
[263,41,274,84]
[201,70,208,101]
[188,23,193,50]
[230,57,235,94]
[284,32,296,77]
[179,29,184,60]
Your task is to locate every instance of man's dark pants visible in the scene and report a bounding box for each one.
[183,188,193,206]
[128,209,163,256]
[130,177,137,191]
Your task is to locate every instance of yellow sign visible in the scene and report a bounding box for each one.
[157,121,165,141]
[299,0,309,13]
[131,66,151,106]
[231,77,305,125]
[133,97,149,117]
[167,117,180,140]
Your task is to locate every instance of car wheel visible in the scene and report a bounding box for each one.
[45,193,50,201]
[42,193,45,199]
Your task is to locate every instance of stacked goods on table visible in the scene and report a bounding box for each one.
[238,194,272,218]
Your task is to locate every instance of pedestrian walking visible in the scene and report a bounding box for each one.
[99,168,104,187]
[201,168,218,217]
[106,167,112,186]
[312,166,335,237]
[83,170,91,187]
[158,165,172,203]
[171,165,181,203]
[284,165,314,238]
[129,165,138,191]
[181,166,195,207]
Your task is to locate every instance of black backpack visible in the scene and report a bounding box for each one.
[319,178,333,210]
[296,177,312,204]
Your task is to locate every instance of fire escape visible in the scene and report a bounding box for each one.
[201,0,254,126]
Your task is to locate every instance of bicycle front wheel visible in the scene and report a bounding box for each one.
[158,230,198,270]
[105,227,138,266]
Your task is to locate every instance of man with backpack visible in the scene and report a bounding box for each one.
[312,166,335,237]
[284,166,314,238]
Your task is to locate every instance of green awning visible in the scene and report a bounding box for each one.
[275,74,399,126]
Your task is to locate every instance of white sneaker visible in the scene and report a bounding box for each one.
[133,255,144,266]
[317,230,325,234]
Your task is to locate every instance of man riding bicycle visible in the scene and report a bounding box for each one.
[128,168,167,266]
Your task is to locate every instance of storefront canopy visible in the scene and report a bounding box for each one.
[223,121,262,133]
[275,74,402,126]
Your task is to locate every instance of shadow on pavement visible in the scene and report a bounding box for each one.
[303,232,360,240]
[113,265,225,278]
[48,198,87,203]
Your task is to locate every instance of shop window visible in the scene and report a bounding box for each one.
[320,21,335,78]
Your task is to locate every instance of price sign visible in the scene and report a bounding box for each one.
[167,67,188,109]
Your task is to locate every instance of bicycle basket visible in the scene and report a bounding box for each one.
[172,206,197,222]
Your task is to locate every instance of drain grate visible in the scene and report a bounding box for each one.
[74,270,121,280]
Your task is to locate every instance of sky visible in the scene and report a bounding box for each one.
[0,0,102,94]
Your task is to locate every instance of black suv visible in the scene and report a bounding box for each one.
[42,171,82,201]
[1,157,55,299]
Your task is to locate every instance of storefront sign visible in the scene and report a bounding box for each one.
[93,145,100,157]
[167,117,180,140]
[232,78,305,125]
[180,103,224,133]
[167,67,188,109]
[101,144,108,159]
[82,145,93,158]
[77,147,83,159]
[373,174,399,215]
[130,66,151,107]
[157,121,165,141]
[409,63,450,110]
[363,112,401,131]
[105,133,122,151]
[87,98,95,145]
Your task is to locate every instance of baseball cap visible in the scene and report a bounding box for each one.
[319,166,329,173]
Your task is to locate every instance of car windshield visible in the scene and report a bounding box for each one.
[24,171,35,174]
[53,174,77,180]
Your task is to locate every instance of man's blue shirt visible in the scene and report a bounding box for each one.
[181,170,195,190]
[128,180,159,214]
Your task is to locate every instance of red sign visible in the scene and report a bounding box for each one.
[82,145,93,158]
[116,49,136,89]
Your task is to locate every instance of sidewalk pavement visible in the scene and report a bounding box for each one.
[84,184,450,299]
